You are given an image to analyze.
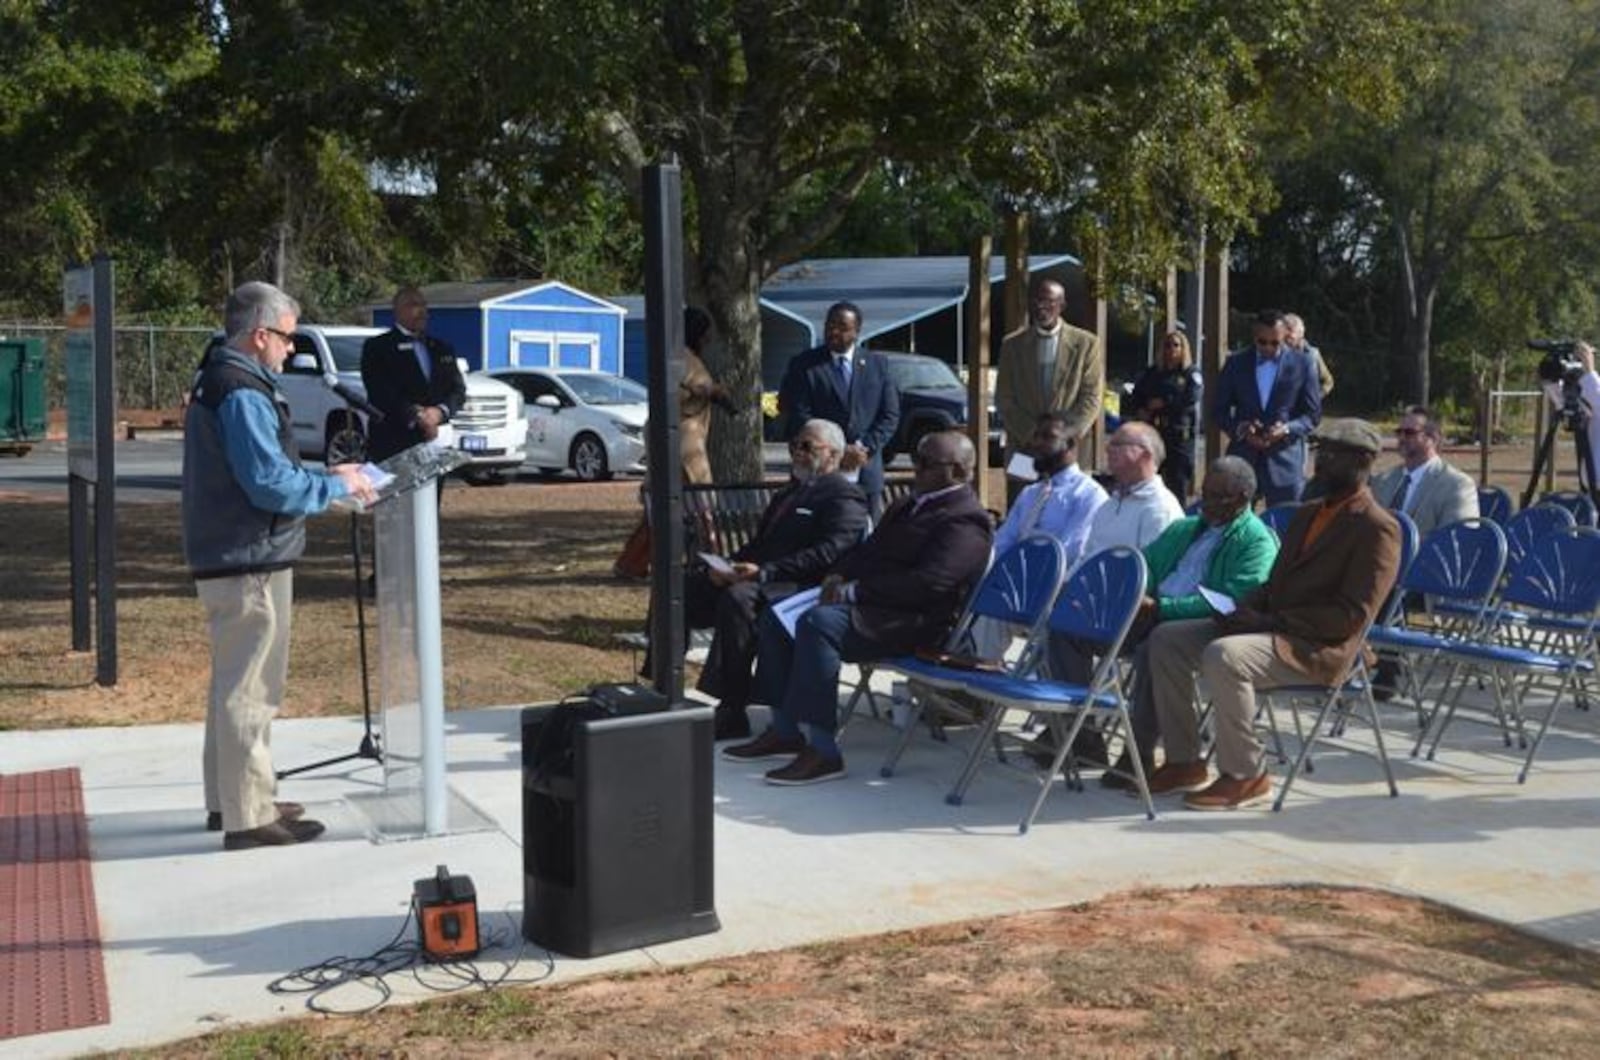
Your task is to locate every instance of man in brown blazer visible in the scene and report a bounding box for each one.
[1141,418,1402,810]
[995,278,1102,498]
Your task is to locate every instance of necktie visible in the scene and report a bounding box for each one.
[1019,481,1054,536]
[414,338,432,383]
[1389,472,1413,512]
[833,355,851,391]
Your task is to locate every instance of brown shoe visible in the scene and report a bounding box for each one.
[721,728,807,762]
[222,817,326,850]
[764,746,846,786]
[207,801,306,832]
[1146,760,1211,795]
[1184,772,1272,811]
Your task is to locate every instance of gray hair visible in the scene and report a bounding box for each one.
[801,418,846,454]
[1208,455,1257,500]
[224,282,301,346]
[1121,421,1166,468]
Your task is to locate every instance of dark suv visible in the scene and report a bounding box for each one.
[878,352,1006,463]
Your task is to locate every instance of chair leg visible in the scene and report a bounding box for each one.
[1020,710,1093,834]
[1272,691,1335,811]
[878,689,928,779]
[945,700,1010,806]
[1517,669,1580,784]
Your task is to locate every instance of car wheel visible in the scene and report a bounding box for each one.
[325,416,366,465]
[570,434,611,481]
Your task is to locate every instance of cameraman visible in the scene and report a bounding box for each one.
[1580,341,1600,496]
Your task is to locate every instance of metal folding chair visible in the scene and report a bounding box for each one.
[869,535,1067,770]
[940,547,1149,832]
[1478,485,1513,527]
[1419,527,1600,780]
[1538,491,1599,529]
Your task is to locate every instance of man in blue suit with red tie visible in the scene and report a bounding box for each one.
[1211,308,1322,504]
[777,301,901,517]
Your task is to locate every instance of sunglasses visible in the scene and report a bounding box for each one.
[259,326,295,344]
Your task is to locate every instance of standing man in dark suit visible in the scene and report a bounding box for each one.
[724,430,994,785]
[686,418,870,741]
[361,286,467,463]
[777,301,901,516]
[1211,308,1322,504]
[1143,419,1401,810]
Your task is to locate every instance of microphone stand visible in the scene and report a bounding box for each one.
[278,405,384,778]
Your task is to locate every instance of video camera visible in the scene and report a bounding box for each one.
[1529,339,1589,432]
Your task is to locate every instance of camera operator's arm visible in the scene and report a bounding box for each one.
[1580,341,1600,413]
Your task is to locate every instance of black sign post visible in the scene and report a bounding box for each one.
[63,255,117,685]
[643,163,686,703]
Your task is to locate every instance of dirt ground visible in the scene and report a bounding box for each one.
[147,885,1600,1058]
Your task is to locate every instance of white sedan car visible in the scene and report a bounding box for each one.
[485,368,648,480]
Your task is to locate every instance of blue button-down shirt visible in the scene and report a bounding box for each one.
[216,386,348,516]
[995,464,1107,567]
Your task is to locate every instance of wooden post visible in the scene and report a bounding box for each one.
[1003,211,1029,337]
[1083,291,1109,473]
[1164,266,1179,334]
[1202,247,1229,472]
[1477,369,1491,488]
[966,235,993,509]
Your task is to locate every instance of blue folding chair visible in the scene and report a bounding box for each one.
[867,535,1067,764]
[1259,503,1301,540]
[1478,485,1513,526]
[1252,512,1418,809]
[1419,527,1600,780]
[1538,491,1598,529]
[940,547,1149,832]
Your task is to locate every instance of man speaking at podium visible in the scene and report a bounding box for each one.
[183,282,377,850]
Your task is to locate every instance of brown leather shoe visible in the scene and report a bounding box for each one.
[222,817,326,850]
[207,801,306,832]
[1146,760,1211,795]
[1184,771,1272,811]
[764,746,846,786]
[721,728,806,762]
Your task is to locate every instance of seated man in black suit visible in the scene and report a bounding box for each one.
[690,418,870,740]
[725,430,995,785]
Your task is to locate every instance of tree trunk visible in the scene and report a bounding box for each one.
[695,209,767,484]
[1398,281,1436,408]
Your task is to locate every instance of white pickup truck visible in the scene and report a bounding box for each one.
[205,325,528,482]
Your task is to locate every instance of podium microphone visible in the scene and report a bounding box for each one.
[322,373,385,423]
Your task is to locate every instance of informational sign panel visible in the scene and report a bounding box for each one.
[63,266,97,482]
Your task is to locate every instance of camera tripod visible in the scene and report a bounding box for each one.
[1518,400,1599,513]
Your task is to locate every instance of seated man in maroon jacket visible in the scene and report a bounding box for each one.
[724,430,995,785]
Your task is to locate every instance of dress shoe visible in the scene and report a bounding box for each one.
[712,705,752,742]
[223,817,326,850]
[207,801,306,832]
[1145,760,1211,795]
[721,728,806,762]
[1099,751,1154,792]
[1023,726,1109,770]
[1184,771,1272,811]
[764,746,846,786]
[1370,658,1401,703]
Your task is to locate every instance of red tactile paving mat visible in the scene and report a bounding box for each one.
[0,768,110,1040]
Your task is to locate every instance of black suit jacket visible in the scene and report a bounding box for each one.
[833,484,994,654]
[735,472,869,589]
[777,346,900,495]
[360,328,468,462]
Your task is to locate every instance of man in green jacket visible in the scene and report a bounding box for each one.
[1102,455,1279,789]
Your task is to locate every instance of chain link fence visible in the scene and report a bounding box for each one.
[0,323,213,410]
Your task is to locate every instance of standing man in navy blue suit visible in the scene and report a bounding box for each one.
[777,301,901,516]
[1211,309,1322,504]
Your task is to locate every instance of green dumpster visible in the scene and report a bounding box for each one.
[1,338,47,455]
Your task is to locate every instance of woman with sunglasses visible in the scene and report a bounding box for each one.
[1127,330,1202,500]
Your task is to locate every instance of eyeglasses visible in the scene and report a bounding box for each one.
[259,326,295,345]
[789,439,823,454]
[1395,427,1422,437]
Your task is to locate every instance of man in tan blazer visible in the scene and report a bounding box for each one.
[995,279,1102,498]
[1369,405,1479,537]
[1140,418,1402,810]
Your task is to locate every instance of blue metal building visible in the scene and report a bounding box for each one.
[371,280,626,373]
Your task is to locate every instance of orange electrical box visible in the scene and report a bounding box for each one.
[414,864,480,960]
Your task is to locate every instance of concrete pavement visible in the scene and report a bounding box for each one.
[6,677,1600,1056]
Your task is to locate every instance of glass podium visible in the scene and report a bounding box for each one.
[343,442,491,840]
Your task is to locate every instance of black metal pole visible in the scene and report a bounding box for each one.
[69,475,90,651]
[643,162,686,703]
[92,254,117,686]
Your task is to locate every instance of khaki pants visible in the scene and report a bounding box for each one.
[198,569,292,832]
[1147,618,1310,779]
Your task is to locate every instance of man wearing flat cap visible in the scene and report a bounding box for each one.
[1137,418,1402,809]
